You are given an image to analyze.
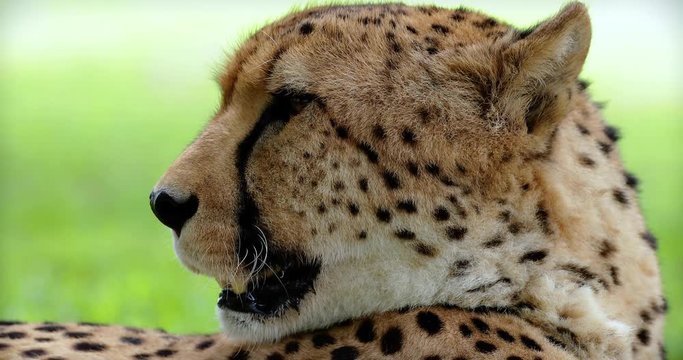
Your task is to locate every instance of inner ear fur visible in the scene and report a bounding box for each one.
[500,2,592,138]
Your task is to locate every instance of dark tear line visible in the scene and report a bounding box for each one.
[234,94,297,264]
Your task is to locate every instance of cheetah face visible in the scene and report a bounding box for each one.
[151,4,590,342]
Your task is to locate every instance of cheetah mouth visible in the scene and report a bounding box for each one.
[217,257,321,317]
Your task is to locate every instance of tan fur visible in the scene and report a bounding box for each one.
[1,3,665,359]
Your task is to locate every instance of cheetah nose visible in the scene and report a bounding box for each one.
[149,190,199,235]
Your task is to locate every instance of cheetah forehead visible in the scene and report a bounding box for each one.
[219,4,519,108]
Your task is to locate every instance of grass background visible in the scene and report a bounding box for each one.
[1,0,681,357]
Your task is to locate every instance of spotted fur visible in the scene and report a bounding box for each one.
[1,2,665,360]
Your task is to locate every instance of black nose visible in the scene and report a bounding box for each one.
[149,190,199,234]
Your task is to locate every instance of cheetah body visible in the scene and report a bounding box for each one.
[1,3,665,360]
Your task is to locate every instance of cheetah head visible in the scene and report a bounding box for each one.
[151,3,591,342]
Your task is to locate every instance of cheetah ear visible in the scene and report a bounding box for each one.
[502,2,591,136]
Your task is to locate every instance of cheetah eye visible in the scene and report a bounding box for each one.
[272,89,316,115]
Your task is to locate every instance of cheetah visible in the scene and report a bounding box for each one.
[0,3,665,359]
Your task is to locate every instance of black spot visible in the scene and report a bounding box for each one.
[578,79,591,91]
[637,328,650,345]
[401,128,417,145]
[520,335,542,351]
[21,349,46,358]
[335,126,349,139]
[599,240,617,258]
[376,208,392,222]
[358,231,368,240]
[382,171,401,189]
[520,250,547,263]
[433,207,449,221]
[609,265,621,285]
[604,126,621,142]
[641,231,658,250]
[426,47,439,55]
[395,229,416,240]
[120,336,144,345]
[348,203,360,216]
[195,339,214,350]
[576,123,590,135]
[35,338,52,342]
[229,349,250,360]
[432,174,454,189]
[397,199,417,213]
[77,322,104,327]
[64,331,91,339]
[406,26,418,34]
[424,356,441,360]
[545,335,567,349]
[333,181,345,191]
[475,341,497,353]
[416,311,443,335]
[439,175,455,186]
[156,349,177,358]
[380,327,403,355]
[598,141,613,154]
[508,222,521,234]
[521,183,530,191]
[426,163,440,175]
[497,329,515,343]
[0,342,9,350]
[355,319,376,343]
[357,142,379,163]
[331,346,360,360]
[455,260,470,269]
[498,210,511,222]
[471,318,490,333]
[299,22,315,35]
[483,235,504,248]
[446,226,467,240]
[0,321,23,326]
[507,356,523,360]
[536,205,551,234]
[560,264,598,282]
[459,324,473,337]
[372,125,387,140]
[612,188,629,205]
[133,353,151,360]
[284,341,300,354]
[431,24,449,34]
[414,243,437,257]
[73,342,107,352]
[312,332,336,348]
[34,325,65,332]
[474,18,497,29]
[358,178,369,192]
[0,331,25,339]
[579,155,596,167]
[417,107,433,123]
[406,162,420,176]
[388,36,402,53]
[640,310,653,324]
[658,296,669,314]
[624,171,639,190]
[451,13,466,22]
[267,353,284,360]
[317,204,327,214]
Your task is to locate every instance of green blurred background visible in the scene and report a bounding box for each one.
[1,0,681,357]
